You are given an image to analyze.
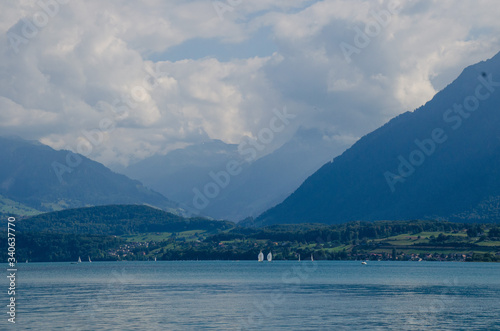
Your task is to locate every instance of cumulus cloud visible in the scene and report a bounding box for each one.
[1,0,499,167]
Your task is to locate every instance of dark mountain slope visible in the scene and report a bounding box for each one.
[0,136,180,214]
[257,51,500,225]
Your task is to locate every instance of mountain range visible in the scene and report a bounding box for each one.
[122,127,353,221]
[3,52,500,226]
[0,136,180,215]
[255,51,500,226]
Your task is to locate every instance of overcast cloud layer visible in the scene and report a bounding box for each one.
[1,0,499,167]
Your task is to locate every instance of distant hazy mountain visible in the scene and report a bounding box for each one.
[0,136,180,215]
[202,127,353,220]
[123,129,353,221]
[256,51,500,226]
[123,139,240,213]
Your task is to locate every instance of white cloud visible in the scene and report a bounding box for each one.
[0,96,58,128]
[1,0,499,167]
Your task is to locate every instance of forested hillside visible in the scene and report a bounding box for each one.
[19,204,234,235]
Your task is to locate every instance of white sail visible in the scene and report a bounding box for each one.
[258,251,264,262]
[88,256,92,263]
[298,254,300,262]
[311,254,314,262]
[267,252,272,262]
[78,257,81,263]
[154,257,157,262]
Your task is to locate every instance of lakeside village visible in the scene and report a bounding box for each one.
[106,235,499,263]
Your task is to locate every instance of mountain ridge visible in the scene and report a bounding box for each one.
[0,136,181,215]
[256,51,500,226]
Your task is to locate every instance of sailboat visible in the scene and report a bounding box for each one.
[267,252,272,262]
[311,254,314,262]
[361,261,367,265]
[154,257,157,262]
[88,256,92,263]
[298,254,301,262]
[78,256,82,263]
[25,260,28,263]
[258,251,264,262]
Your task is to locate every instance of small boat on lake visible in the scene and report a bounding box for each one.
[267,252,272,262]
[258,251,264,262]
[361,261,367,265]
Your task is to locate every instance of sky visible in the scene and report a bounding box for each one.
[1,0,500,168]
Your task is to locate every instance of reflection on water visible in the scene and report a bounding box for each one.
[3,261,500,330]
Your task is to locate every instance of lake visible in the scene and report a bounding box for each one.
[3,261,500,330]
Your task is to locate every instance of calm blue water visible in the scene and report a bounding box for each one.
[2,261,500,330]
